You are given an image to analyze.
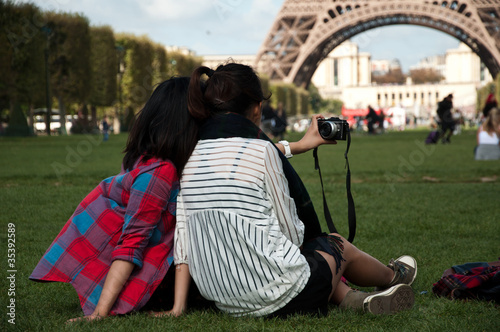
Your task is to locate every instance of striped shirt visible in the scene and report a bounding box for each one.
[174,138,310,317]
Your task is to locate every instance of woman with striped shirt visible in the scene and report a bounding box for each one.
[174,63,417,317]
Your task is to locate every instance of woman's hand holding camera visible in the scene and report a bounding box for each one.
[277,114,337,157]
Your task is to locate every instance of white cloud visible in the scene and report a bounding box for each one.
[139,0,212,20]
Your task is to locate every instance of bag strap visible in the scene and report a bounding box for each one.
[313,130,356,243]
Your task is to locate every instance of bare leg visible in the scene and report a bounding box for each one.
[315,235,415,314]
[315,250,350,303]
[330,279,352,305]
[316,234,394,290]
[340,239,394,287]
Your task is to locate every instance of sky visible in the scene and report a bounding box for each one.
[18,0,461,72]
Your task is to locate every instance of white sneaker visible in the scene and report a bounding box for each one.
[364,284,415,315]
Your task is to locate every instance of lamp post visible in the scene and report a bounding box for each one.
[115,45,125,134]
[169,58,177,78]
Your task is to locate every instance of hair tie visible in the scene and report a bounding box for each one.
[207,69,215,78]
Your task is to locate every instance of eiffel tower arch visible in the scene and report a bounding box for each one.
[255,0,500,87]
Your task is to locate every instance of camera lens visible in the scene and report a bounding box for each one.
[319,122,338,139]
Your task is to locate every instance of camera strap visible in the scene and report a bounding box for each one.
[313,130,356,243]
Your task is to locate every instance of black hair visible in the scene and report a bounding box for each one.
[187,62,270,121]
[122,77,198,177]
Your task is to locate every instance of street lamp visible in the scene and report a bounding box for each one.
[115,45,125,134]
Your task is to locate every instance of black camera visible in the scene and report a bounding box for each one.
[318,117,349,141]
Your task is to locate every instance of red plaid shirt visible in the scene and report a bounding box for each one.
[30,157,178,315]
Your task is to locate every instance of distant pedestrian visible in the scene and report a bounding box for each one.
[102,116,109,141]
[475,107,500,160]
[482,88,497,118]
[355,116,364,133]
[378,109,385,133]
[260,101,275,136]
[453,109,463,135]
[366,105,379,134]
[271,102,288,140]
[436,94,455,144]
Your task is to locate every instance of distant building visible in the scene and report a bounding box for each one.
[202,54,267,73]
[200,41,492,120]
[445,42,492,84]
[310,41,371,99]
[372,59,401,76]
[202,54,253,68]
[371,59,392,76]
[166,45,196,56]
[310,41,492,118]
[409,55,446,78]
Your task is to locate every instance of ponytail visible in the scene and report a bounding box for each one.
[188,66,212,121]
[188,62,270,122]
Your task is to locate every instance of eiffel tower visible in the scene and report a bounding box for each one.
[255,0,500,87]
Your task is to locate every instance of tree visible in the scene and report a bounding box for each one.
[287,85,297,116]
[259,73,271,100]
[0,1,45,135]
[307,83,343,115]
[372,68,406,85]
[87,25,117,131]
[409,68,443,84]
[321,99,343,115]
[308,83,323,114]
[5,104,30,136]
[296,87,310,116]
[115,34,156,131]
[116,34,154,111]
[167,51,203,77]
[152,43,168,86]
[268,83,309,117]
[45,11,91,134]
[270,83,287,110]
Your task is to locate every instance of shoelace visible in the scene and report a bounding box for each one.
[394,262,408,279]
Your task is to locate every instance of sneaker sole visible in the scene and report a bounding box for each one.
[363,284,414,315]
[394,255,417,286]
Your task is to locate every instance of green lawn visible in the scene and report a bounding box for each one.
[1,129,499,331]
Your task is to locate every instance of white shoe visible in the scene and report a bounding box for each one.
[364,284,415,315]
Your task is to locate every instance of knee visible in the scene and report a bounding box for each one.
[328,233,358,260]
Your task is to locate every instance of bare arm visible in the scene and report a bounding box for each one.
[276,114,337,156]
[67,259,134,322]
[169,264,190,316]
[151,263,191,317]
[93,260,135,316]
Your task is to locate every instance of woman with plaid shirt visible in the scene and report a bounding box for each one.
[30,77,198,321]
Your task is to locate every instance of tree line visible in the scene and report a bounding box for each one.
[0,0,202,136]
[372,67,444,85]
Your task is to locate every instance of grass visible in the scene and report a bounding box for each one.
[0,129,499,331]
